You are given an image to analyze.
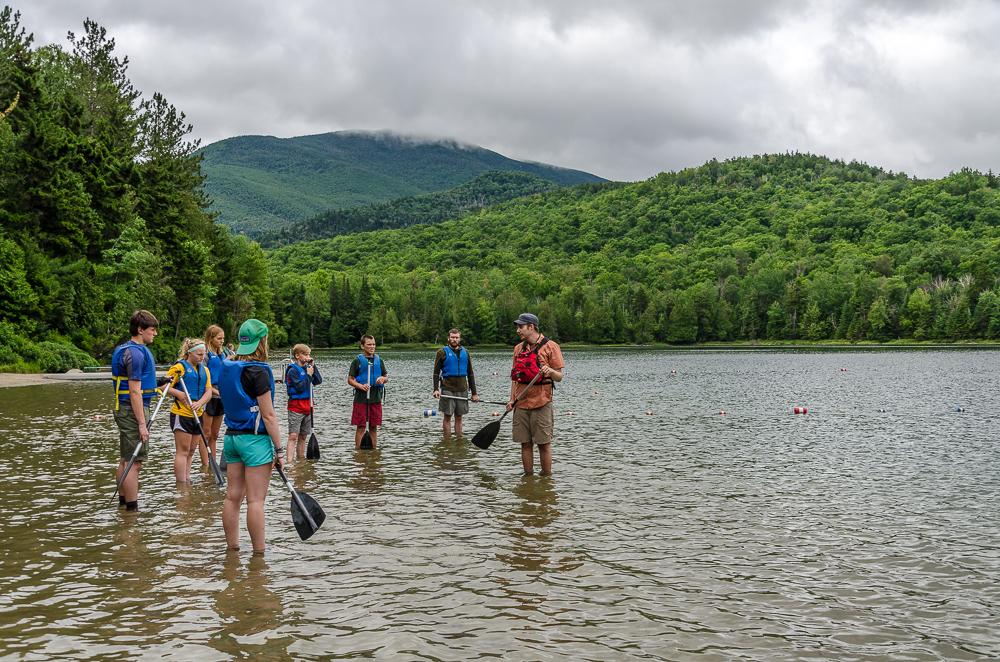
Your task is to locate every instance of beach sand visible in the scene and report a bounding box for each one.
[0,371,111,388]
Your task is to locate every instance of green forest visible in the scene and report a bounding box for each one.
[0,9,270,371]
[267,157,1000,347]
[3,7,1000,373]
[259,171,566,247]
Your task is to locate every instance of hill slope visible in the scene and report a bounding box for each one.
[198,131,606,234]
[265,153,1000,346]
[258,171,595,246]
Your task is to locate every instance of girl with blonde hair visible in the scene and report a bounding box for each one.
[165,337,213,485]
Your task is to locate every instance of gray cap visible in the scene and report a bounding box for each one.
[513,313,540,327]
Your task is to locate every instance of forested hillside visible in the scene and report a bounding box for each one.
[0,9,270,370]
[267,155,1000,346]
[199,131,606,235]
[5,7,1000,372]
[259,171,581,246]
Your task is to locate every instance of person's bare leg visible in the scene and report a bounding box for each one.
[442,414,451,438]
[454,415,463,437]
[121,462,141,503]
[521,443,533,474]
[287,432,298,464]
[370,427,378,449]
[205,414,221,465]
[354,426,364,450]
[538,443,552,476]
[174,431,193,483]
[244,463,272,553]
[196,428,209,467]
[223,463,246,550]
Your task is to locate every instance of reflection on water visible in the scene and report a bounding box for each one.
[497,476,561,572]
[1,349,1000,660]
[211,554,289,658]
[348,449,385,494]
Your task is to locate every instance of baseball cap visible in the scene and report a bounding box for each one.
[513,313,540,327]
[236,318,268,354]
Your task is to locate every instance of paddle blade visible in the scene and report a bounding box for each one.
[291,491,326,540]
[306,433,320,460]
[471,420,501,449]
[359,430,373,450]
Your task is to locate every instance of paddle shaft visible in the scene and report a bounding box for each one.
[498,369,546,422]
[111,380,170,502]
[178,374,225,485]
[439,394,507,405]
[507,369,545,412]
[275,464,319,531]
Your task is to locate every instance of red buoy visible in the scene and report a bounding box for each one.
[793,406,808,415]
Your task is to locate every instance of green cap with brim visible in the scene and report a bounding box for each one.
[236,318,268,354]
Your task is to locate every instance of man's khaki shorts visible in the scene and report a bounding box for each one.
[512,402,554,446]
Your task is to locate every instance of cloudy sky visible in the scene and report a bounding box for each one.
[15,0,1000,181]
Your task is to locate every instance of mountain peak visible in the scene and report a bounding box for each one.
[198,131,604,234]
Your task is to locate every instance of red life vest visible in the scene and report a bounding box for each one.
[510,337,551,384]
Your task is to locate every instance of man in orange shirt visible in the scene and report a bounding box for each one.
[507,313,565,476]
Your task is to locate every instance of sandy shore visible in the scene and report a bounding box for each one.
[0,371,114,388]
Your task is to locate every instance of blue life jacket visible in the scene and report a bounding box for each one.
[355,354,383,389]
[205,350,224,394]
[441,345,469,378]
[111,341,157,410]
[175,359,208,402]
[285,363,311,401]
[220,359,274,434]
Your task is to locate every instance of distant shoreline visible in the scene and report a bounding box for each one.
[4,341,1000,389]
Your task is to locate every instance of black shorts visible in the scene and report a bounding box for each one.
[205,397,224,417]
[170,412,201,435]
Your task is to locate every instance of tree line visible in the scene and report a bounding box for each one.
[5,7,1000,372]
[267,154,1000,346]
[0,8,270,370]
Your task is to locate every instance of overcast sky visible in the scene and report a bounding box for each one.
[14,0,1000,181]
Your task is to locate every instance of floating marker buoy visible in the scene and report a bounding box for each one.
[670,369,677,375]
[719,410,727,416]
[793,406,808,415]
[840,368,848,372]
[877,408,887,413]
[645,410,654,416]
[491,411,500,417]
[423,409,437,417]
[954,406,965,413]
[564,410,575,416]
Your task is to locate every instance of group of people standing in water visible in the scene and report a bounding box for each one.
[110,308,564,553]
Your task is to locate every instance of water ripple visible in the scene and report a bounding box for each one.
[1,349,999,659]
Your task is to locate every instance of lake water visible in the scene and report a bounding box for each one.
[0,348,998,660]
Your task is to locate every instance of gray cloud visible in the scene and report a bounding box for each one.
[13,0,1000,181]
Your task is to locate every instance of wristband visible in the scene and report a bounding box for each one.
[273,447,284,455]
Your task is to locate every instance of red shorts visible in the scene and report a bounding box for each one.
[351,402,382,426]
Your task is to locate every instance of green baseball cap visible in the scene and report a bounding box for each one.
[236,318,268,354]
